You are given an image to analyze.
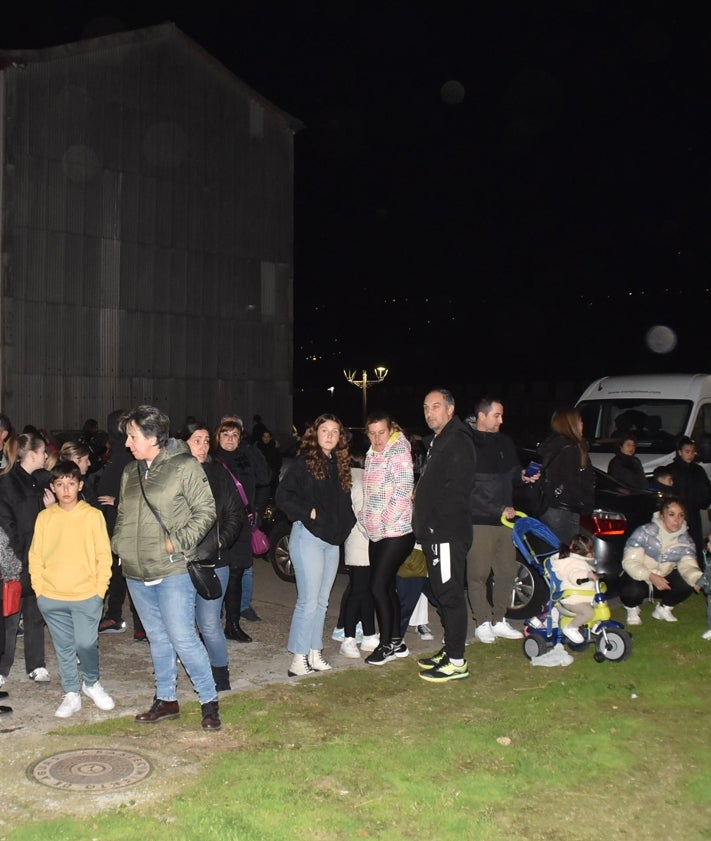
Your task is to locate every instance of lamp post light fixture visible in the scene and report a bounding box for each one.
[343,366,389,422]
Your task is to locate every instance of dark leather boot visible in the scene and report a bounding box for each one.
[211,665,231,691]
[201,700,221,731]
[135,698,180,723]
[224,570,250,641]
[224,621,252,643]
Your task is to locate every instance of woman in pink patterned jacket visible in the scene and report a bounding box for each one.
[359,411,415,666]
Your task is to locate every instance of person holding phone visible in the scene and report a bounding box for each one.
[464,398,536,644]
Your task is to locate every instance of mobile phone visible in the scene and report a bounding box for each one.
[524,461,542,478]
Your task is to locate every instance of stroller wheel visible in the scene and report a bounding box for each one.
[523,634,548,660]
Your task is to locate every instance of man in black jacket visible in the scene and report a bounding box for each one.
[465,398,525,645]
[413,389,476,683]
[669,436,711,556]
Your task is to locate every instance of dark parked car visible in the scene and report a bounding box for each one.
[506,448,662,619]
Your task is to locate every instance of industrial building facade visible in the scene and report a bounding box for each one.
[0,22,299,437]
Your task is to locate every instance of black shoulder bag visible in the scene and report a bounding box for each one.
[136,464,222,600]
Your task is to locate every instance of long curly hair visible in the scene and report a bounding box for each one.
[298,414,352,490]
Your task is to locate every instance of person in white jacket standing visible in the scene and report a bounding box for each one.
[337,432,379,658]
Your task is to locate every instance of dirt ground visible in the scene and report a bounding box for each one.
[0,559,447,830]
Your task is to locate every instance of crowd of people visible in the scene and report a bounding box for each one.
[1,391,710,730]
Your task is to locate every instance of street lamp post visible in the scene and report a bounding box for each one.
[343,366,388,423]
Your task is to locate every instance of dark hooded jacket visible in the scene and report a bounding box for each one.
[467,426,521,525]
[276,454,356,546]
[412,416,477,544]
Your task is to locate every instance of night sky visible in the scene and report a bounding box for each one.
[4,2,711,429]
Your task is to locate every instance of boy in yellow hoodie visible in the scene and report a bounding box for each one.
[29,460,114,718]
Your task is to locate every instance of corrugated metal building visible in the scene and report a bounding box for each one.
[0,22,300,438]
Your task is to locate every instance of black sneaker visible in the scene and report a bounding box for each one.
[417,648,447,670]
[392,641,409,658]
[240,607,262,622]
[365,643,396,666]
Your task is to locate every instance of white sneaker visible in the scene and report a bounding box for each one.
[417,624,434,640]
[562,625,585,645]
[360,633,380,652]
[474,621,496,644]
[288,653,314,677]
[702,630,711,640]
[339,637,361,658]
[308,649,332,671]
[652,603,677,623]
[491,619,524,640]
[331,627,345,642]
[29,667,50,682]
[82,680,115,711]
[55,692,81,718]
[625,606,642,625]
[0,675,5,688]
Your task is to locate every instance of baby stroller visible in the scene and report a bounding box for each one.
[511,516,633,663]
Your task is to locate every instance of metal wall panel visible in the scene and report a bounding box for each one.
[1,24,297,437]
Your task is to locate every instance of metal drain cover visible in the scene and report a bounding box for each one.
[29,749,152,792]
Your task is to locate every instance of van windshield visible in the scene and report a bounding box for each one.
[577,399,692,455]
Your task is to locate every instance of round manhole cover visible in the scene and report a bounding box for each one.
[29,749,152,792]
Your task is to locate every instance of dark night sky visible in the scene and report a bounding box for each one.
[4,2,711,427]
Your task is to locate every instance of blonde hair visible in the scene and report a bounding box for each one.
[46,440,90,473]
[1,432,46,475]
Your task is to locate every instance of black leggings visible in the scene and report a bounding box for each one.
[342,566,377,638]
[369,533,415,645]
[619,568,694,608]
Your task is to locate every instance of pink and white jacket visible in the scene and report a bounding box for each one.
[360,431,414,542]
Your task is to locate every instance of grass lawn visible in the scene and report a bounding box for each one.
[8,595,711,841]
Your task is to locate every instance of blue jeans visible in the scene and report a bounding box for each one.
[195,565,230,667]
[287,521,340,655]
[37,594,104,693]
[127,573,217,704]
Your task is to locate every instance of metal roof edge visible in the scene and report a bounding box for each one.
[0,21,303,133]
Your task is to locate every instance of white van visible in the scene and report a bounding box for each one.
[576,373,711,479]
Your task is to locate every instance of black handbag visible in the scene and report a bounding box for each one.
[136,464,222,600]
[185,559,222,600]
